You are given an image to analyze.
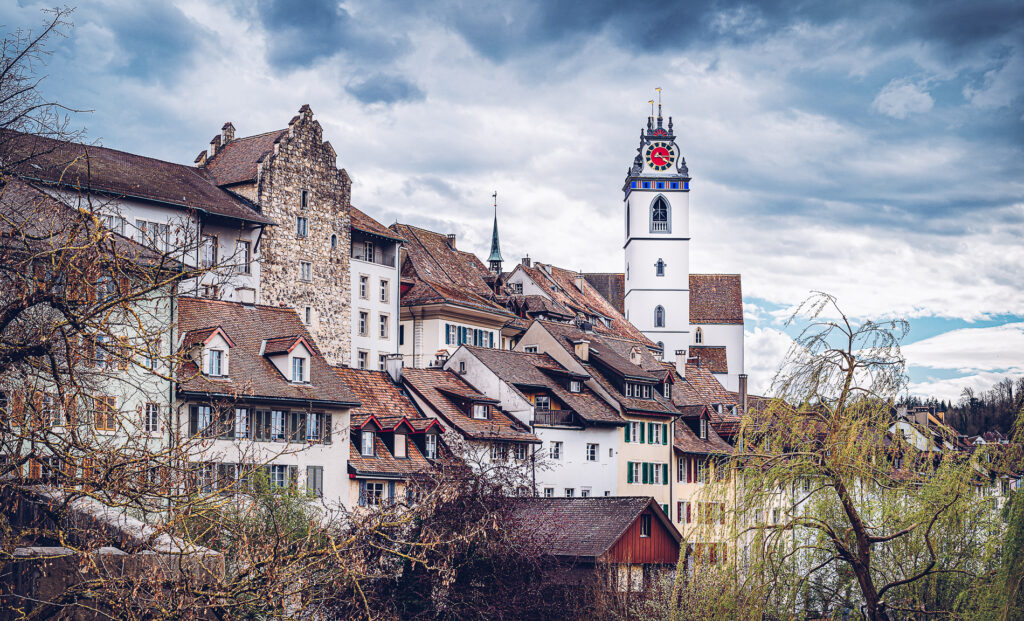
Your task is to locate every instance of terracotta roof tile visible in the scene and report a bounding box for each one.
[674,417,733,455]
[3,131,271,225]
[689,345,728,374]
[348,434,433,478]
[203,129,288,186]
[177,297,359,406]
[350,206,404,242]
[510,497,679,560]
[332,367,424,422]
[462,346,622,425]
[689,274,743,325]
[402,367,539,443]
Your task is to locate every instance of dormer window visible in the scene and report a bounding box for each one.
[472,404,489,420]
[361,430,375,456]
[292,357,306,383]
[394,433,407,458]
[570,380,582,393]
[425,434,437,459]
[208,349,224,376]
[700,418,707,439]
[663,382,671,399]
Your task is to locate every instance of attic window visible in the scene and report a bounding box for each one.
[361,430,374,457]
[472,404,489,420]
[207,349,224,376]
[570,380,582,393]
[425,434,437,459]
[700,418,707,439]
[394,433,407,458]
[640,514,652,538]
[292,357,306,383]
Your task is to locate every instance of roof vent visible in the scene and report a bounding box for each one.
[446,234,456,249]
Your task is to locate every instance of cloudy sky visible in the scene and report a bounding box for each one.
[4,0,1022,399]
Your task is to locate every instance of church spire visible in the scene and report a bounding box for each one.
[487,191,503,274]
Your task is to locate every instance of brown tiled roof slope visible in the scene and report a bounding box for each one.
[674,415,733,455]
[690,345,728,374]
[511,497,678,560]
[203,129,288,186]
[2,131,271,225]
[690,274,743,324]
[665,362,738,411]
[392,223,511,316]
[583,273,626,314]
[177,297,359,405]
[402,368,539,443]
[333,367,423,424]
[463,346,622,425]
[520,263,652,345]
[350,206,404,242]
[349,434,433,477]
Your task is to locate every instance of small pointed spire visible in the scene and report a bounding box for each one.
[487,191,503,273]
[656,87,663,128]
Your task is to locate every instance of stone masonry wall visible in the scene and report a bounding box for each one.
[256,105,352,365]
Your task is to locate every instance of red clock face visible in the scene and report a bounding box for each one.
[645,142,674,171]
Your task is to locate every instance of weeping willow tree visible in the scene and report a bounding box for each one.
[683,293,1005,621]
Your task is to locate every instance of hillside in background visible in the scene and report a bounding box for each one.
[903,376,1023,437]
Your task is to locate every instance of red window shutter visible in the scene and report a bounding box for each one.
[686,502,691,523]
[677,501,682,522]
[720,503,726,525]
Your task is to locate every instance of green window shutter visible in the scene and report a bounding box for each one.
[663,423,668,445]
[662,504,668,516]
[639,423,645,444]
[663,463,669,485]
[642,463,649,484]
[627,461,633,484]
[647,422,653,444]
[625,424,631,443]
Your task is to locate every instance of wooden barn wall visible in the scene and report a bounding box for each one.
[606,510,679,564]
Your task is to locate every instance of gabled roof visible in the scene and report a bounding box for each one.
[392,223,511,316]
[462,346,622,425]
[348,434,434,479]
[182,326,236,350]
[689,274,744,325]
[262,335,311,356]
[203,129,289,186]
[402,367,540,443]
[674,415,733,455]
[510,497,680,561]
[689,345,728,374]
[350,206,404,242]
[333,367,424,423]
[177,298,359,406]
[2,130,272,225]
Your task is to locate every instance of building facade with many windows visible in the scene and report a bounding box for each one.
[349,208,403,370]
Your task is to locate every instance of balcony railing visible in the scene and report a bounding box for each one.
[351,250,396,267]
[534,408,578,426]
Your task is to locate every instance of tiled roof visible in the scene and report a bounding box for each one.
[518,263,652,345]
[333,367,424,422]
[3,130,272,225]
[262,335,308,356]
[392,223,511,316]
[690,346,728,374]
[586,364,678,417]
[510,497,678,560]
[674,416,733,455]
[508,294,574,320]
[668,362,738,410]
[402,368,539,443]
[462,346,622,425]
[348,434,434,478]
[350,206,404,242]
[583,273,625,314]
[203,129,288,186]
[177,297,359,406]
[689,274,744,325]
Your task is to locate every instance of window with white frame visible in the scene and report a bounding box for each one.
[365,482,384,506]
[269,464,289,489]
[379,314,389,339]
[306,466,323,498]
[650,424,662,444]
[544,487,554,497]
[144,402,159,433]
[378,354,387,371]
[515,443,528,460]
[304,306,312,325]
[359,275,368,299]
[570,379,582,393]
[236,240,251,274]
[524,346,538,353]
[631,462,641,482]
[292,357,306,382]
[271,411,286,440]
[359,312,368,336]
[296,216,308,237]
[581,488,591,498]
[207,350,224,376]
[550,441,562,460]
[629,421,641,443]
[677,457,687,482]
[363,241,375,263]
[300,261,312,282]
[652,462,663,484]
[586,443,599,461]
[534,395,551,410]
[424,434,437,459]
[650,196,670,233]
[234,408,249,439]
[306,413,322,442]
[394,433,407,458]
[136,220,169,251]
[361,431,375,456]
[699,418,707,439]
[357,350,368,369]
[472,404,489,420]
[491,443,508,460]
[640,514,652,537]
[565,488,575,498]
[379,279,389,302]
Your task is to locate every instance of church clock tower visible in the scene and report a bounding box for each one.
[623,94,691,359]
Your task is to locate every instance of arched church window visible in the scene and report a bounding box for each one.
[650,196,670,233]
[695,327,703,344]
[654,305,665,328]
[655,258,666,277]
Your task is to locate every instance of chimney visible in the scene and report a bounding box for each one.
[434,350,450,367]
[572,339,590,362]
[209,134,221,157]
[674,349,687,379]
[221,122,235,144]
[385,353,404,384]
[574,272,585,292]
[738,373,748,413]
[194,151,207,167]
[446,234,456,249]
[522,256,531,268]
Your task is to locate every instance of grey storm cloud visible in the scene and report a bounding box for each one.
[345,73,425,105]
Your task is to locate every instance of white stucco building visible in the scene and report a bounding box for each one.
[349,208,403,370]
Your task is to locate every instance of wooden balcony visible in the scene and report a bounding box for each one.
[534,408,579,427]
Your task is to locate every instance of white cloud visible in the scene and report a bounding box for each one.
[908,371,1017,403]
[902,322,1024,374]
[744,327,795,395]
[872,79,934,119]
